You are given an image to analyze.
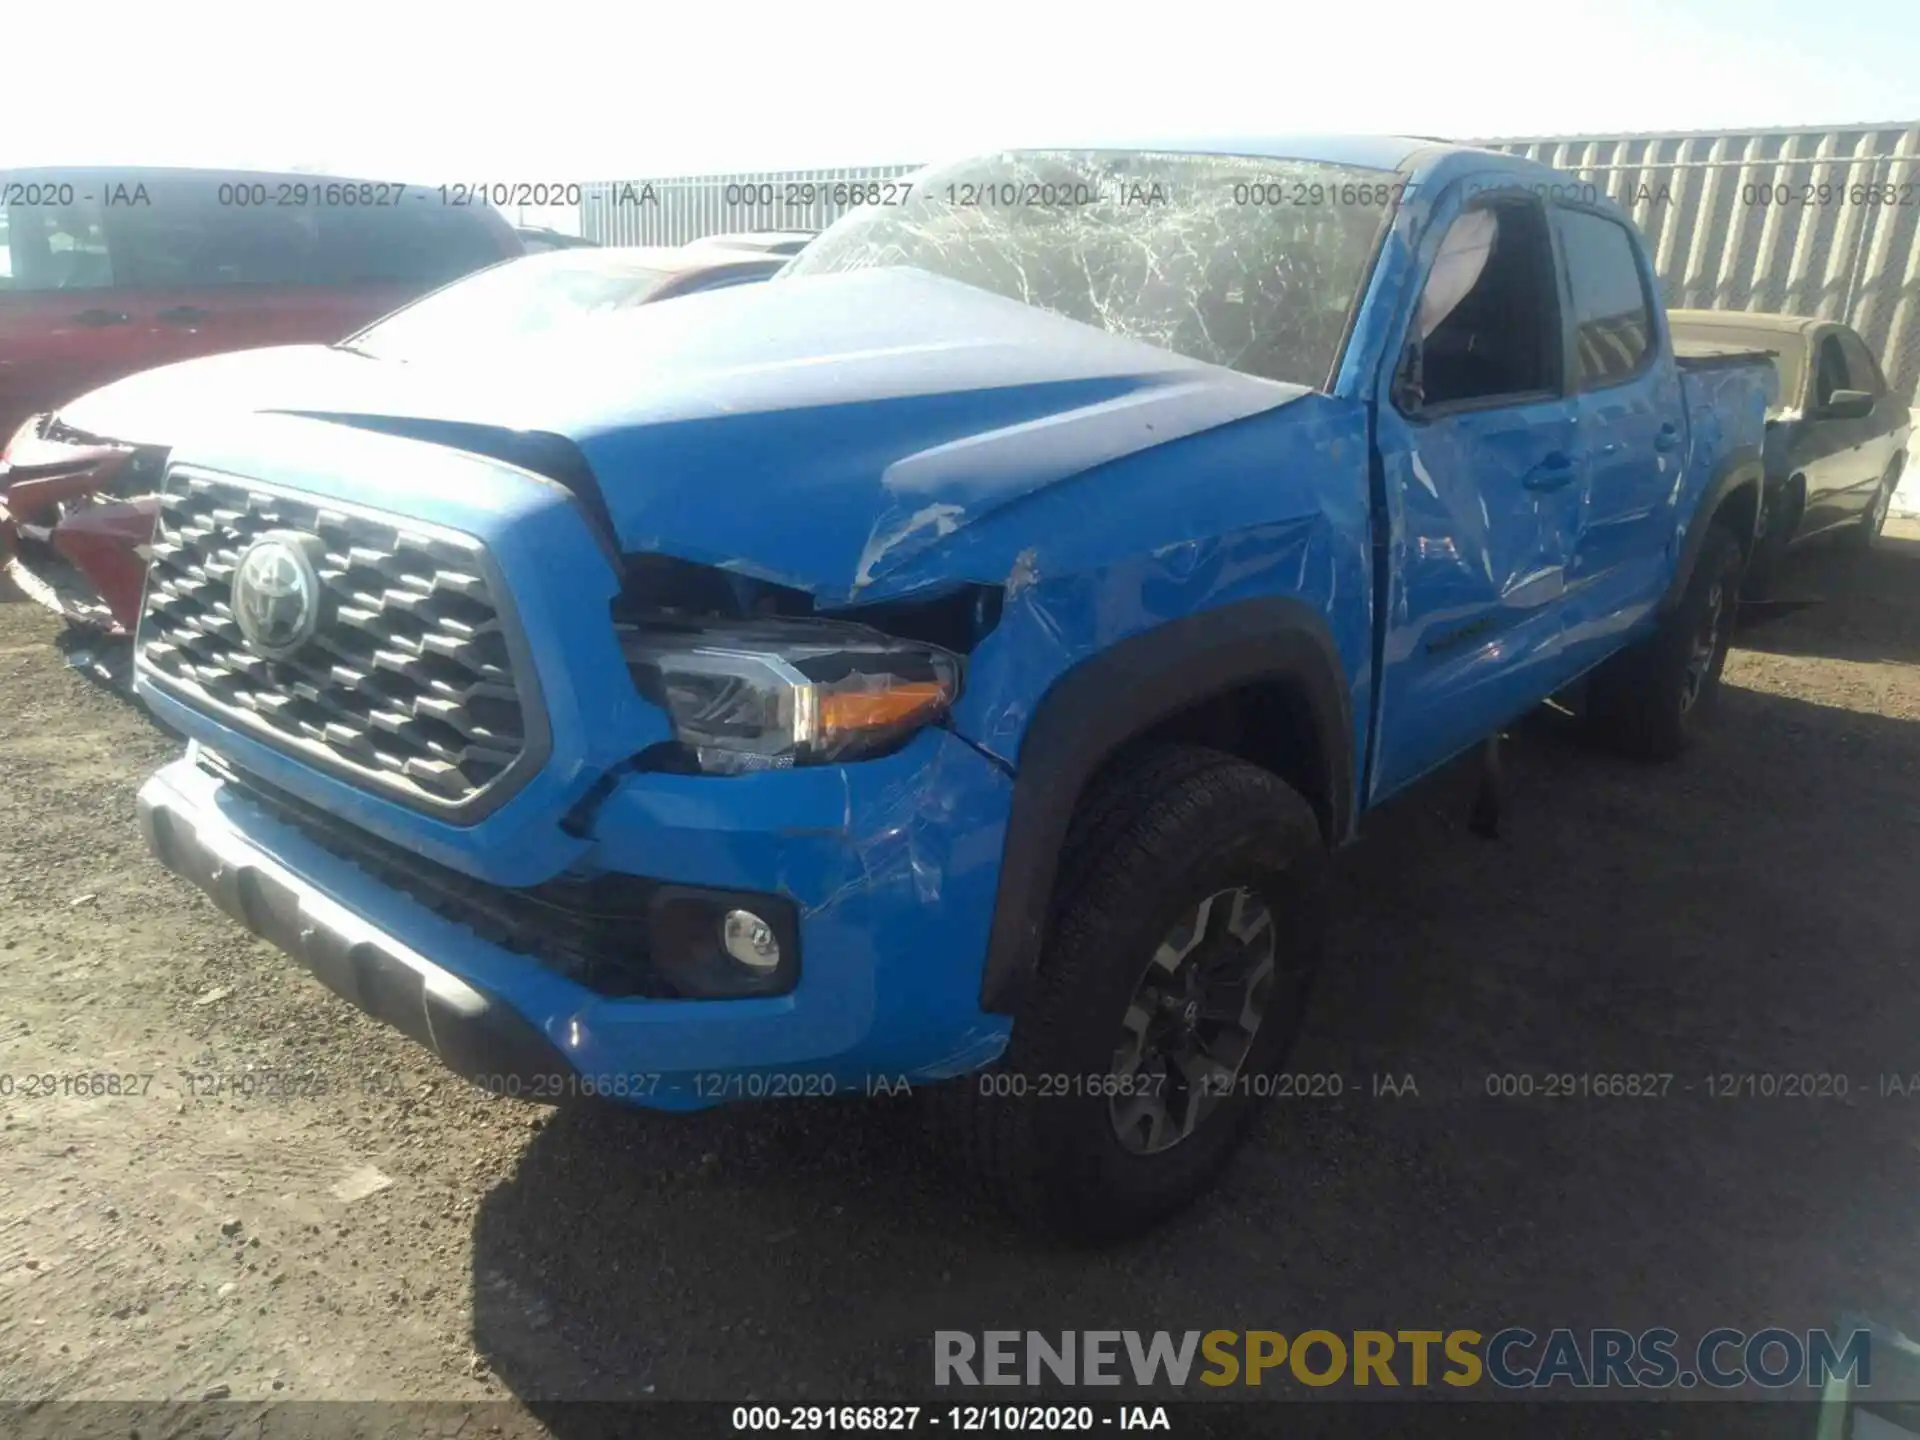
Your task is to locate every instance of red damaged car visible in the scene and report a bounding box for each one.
[0,165,520,629]
[1,241,784,634]
[0,167,524,443]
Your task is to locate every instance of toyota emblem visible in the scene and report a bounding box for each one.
[231,533,323,659]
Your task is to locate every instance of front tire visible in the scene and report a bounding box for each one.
[1585,524,1743,761]
[936,745,1327,1243]
[1743,480,1799,598]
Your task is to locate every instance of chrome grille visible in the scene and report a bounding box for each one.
[138,470,539,816]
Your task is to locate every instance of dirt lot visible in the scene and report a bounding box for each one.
[4,523,1920,1426]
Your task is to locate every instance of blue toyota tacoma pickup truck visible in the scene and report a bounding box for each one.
[132,139,1774,1241]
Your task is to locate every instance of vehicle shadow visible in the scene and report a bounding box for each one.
[0,555,137,693]
[1735,529,1920,667]
[468,669,1920,1422]
[50,625,136,695]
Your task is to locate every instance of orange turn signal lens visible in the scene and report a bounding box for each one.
[818,681,950,735]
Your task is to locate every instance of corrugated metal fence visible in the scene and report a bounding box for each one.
[1483,125,1920,407]
[581,125,1920,406]
[581,165,918,247]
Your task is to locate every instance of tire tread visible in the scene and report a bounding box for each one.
[932,744,1324,1241]
[1585,524,1744,761]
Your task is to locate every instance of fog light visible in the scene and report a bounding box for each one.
[650,889,798,998]
[722,909,781,972]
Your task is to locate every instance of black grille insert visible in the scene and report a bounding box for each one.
[138,470,541,817]
[205,757,671,998]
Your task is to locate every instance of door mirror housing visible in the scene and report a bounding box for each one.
[1821,388,1875,421]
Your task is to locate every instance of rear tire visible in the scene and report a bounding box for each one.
[1585,525,1743,761]
[1844,460,1901,550]
[933,745,1327,1244]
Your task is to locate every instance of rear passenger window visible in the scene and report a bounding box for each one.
[109,187,318,287]
[313,208,504,287]
[0,198,113,291]
[20,179,503,292]
[1557,208,1655,388]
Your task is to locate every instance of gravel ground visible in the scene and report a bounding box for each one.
[3,523,1920,1428]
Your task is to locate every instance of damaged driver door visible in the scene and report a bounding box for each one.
[1367,185,1586,801]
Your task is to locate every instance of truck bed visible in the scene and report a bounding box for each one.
[1681,347,1781,374]
[1679,351,1778,462]
[1674,345,1780,372]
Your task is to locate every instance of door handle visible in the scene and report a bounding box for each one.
[71,308,129,326]
[1522,452,1579,491]
[1653,423,1681,453]
[155,306,210,325]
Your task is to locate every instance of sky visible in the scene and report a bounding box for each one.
[5,0,1916,181]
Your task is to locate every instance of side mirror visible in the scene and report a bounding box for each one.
[1822,388,1875,421]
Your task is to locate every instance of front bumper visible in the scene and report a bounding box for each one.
[140,759,579,1094]
[138,733,1015,1110]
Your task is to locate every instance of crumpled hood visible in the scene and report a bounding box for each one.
[63,268,1311,601]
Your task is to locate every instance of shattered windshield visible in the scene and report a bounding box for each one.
[784,150,1397,389]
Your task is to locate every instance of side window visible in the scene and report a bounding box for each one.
[108,185,317,287]
[314,208,504,287]
[0,198,113,291]
[1836,330,1886,398]
[93,185,501,290]
[1556,207,1655,388]
[1411,200,1562,410]
[1813,334,1851,409]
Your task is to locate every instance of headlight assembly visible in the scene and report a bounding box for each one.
[621,617,962,774]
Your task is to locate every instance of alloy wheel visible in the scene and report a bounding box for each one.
[1108,887,1277,1155]
[1681,579,1726,714]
